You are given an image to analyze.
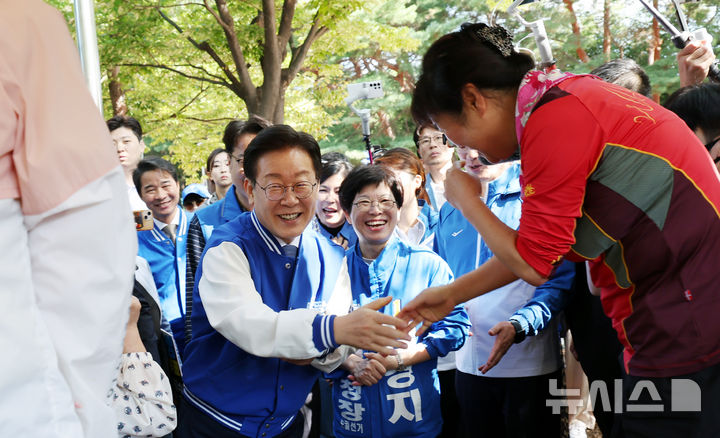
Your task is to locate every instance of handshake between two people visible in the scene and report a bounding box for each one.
[334,293,454,356]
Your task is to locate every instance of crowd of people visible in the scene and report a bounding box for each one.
[4,1,720,438]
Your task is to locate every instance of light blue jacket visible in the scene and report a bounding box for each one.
[193,184,246,241]
[137,205,189,353]
[332,236,469,438]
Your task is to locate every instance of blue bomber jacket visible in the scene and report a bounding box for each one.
[182,211,352,438]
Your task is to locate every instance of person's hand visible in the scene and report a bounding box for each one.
[364,352,399,373]
[334,296,411,356]
[344,353,387,386]
[331,234,350,250]
[478,321,515,374]
[569,335,579,362]
[397,285,456,336]
[678,39,716,87]
[444,164,484,212]
[123,296,146,354]
[127,295,141,328]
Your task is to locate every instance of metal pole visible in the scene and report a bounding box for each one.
[73,0,104,114]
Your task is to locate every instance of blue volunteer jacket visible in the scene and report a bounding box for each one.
[182,211,348,438]
[193,184,247,240]
[332,236,470,438]
[137,206,189,354]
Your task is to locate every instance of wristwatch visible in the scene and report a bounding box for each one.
[396,353,407,371]
[509,319,526,344]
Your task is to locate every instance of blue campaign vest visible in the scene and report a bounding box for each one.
[332,237,469,438]
[137,206,189,348]
[193,184,246,240]
[182,211,347,438]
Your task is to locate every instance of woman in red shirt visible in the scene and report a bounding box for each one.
[401,23,720,437]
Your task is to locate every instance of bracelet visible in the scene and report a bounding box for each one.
[396,353,406,371]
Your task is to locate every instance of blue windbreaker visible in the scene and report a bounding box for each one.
[137,205,189,354]
[332,236,469,437]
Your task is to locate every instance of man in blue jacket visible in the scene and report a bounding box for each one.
[178,125,412,438]
[135,156,190,357]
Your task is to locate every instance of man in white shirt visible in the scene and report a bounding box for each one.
[107,115,148,210]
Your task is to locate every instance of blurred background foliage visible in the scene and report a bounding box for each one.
[47,0,719,180]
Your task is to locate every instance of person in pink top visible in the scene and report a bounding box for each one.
[0,1,136,436]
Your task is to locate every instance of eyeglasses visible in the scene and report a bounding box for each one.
[231,153,244,167]
[352,198,397,212]
[257,181,317,201]
[417,134,447,148]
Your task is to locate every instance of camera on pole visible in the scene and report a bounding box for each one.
[346,81,384,164]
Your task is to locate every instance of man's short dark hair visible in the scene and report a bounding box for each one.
[664,83,720,142]
[242,125,322,185]
[338,165,404,214]
[133,156,178,195]
[106,115,143,141]
[590,58,652,98]
[222,115,272,154]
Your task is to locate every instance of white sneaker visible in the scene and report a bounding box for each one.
[569,419,588,438]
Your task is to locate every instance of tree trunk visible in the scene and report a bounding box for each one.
[108,66,128,116]
[563,0,590,63]
[648,0,662,65]
[603,0,612,61]
[273,92,285,124]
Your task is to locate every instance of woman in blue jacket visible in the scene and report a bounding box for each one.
[331,165,470,438]
[312,152,357,249]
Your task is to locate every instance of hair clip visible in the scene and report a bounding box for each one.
[461,23,514,58]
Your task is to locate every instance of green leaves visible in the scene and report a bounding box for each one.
[45,0,720,180]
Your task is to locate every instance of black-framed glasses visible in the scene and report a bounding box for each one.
[417,133,447,148]
[231,153,244,167]
[257,181,317,201]
[352,198,397,212]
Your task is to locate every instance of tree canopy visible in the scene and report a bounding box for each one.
[48,0,719,181]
